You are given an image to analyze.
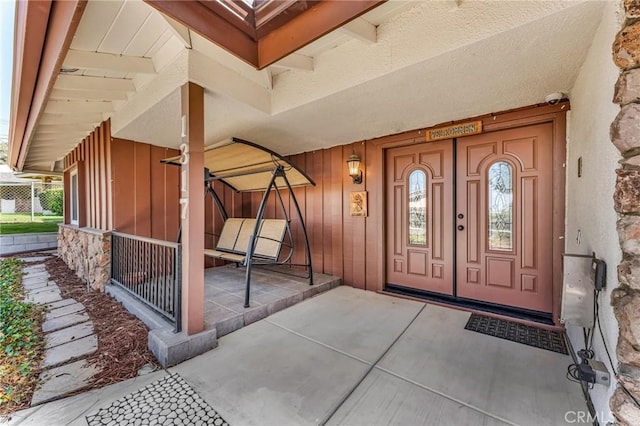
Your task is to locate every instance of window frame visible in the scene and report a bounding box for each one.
[69,168,79,226]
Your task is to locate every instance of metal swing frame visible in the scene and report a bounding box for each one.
[167,138,315,309]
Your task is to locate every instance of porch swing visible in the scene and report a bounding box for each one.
[163,137,315,308]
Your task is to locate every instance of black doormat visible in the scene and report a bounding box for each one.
[464,314,568,355]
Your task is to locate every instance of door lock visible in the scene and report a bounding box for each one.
[457,213,464,219]
[457,225,465,231]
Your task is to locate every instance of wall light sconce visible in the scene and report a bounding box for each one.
[347,153,363,184]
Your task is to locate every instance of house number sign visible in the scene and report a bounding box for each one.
[179,142,189,220]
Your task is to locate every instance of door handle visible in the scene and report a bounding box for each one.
[457,225,464,231]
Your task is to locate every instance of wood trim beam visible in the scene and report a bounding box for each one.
[145,0,259,67]
[340,17,377,44]
[8,1,52,170]
[55,74,136,92]
[189,50,271,114]
[45,101,114,114]
[257,0,384,69]
[40,112,104,125]
[63,49,157,74]
[37,124,95,133]
[50,88,128,101]
[12,0,87,171]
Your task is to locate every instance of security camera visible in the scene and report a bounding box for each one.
[545,92,565,106]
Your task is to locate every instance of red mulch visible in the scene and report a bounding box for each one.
[43,256,160,388]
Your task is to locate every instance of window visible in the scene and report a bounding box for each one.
[70,169,79,225]
[488,161,513,251]
[408,169,427,245]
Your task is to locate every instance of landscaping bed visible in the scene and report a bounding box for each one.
[1,253,160,417]
[43,256,160,389]
[0,258,45,416]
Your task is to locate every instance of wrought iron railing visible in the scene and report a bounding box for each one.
[111,232,182,332]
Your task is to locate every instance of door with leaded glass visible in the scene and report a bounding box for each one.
[385,139,454,295]
[455,123,553,313]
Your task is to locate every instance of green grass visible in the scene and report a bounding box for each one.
[0,222,61,235]
[0,213,63,223]
[0,258,44,414]
[0,214,62,235]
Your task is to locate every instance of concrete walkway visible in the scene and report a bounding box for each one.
[19,256,99,406]
[4,287,587,426]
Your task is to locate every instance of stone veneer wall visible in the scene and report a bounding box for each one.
[58,224,111,291]
[611,0,640,423]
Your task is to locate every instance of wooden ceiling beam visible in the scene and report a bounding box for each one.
[39,112,104,125]
[45,101,114,114]
[257,0,384,69]
[50,88,128,101]
[145,0,259,67]
[37,124,95,133]
[272,53,314,71]
[63,50,157,74]
[55,74,136,92]
[340,17,377,44]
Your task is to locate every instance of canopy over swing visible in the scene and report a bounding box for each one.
[162,137,315,308]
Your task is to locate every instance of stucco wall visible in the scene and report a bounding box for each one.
[565,1,622,422]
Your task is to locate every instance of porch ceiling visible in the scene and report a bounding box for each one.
[114,0,605,156]
[18,0,605,171]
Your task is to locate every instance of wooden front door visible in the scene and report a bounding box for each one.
[456,123,554,313]
[385,140,454,295]
[385,123,555,314]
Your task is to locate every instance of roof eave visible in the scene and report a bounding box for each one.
[8,0,87,172]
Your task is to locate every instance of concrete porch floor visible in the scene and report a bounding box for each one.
[5,286,587,426]
[203,265,341,337]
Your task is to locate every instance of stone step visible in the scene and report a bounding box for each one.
[31,359,100,406]
[22,275,50,286]
[45,321,94,349]
[45,302,85,321]
[22,272,49,282]
[24,288,62,305]
[22,280,53,291]
[23,265,46,274]
[42,311,91,333]
[42,334,98,368]
[45,298,77,310]
[21,256,52,263]
[26,283,59,295]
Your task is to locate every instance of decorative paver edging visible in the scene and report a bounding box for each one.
[85,373,229,426]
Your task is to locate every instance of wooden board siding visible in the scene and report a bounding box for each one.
[63,120,179,240]
[110,138,179,241]
[217,102,568,303]
[63,120,111,230]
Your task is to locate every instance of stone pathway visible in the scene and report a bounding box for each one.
[20,256,101,406]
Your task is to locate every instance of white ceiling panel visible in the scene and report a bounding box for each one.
[97,0,153,54]
[145,29,173,58]
[122,10,168,57]
[70,0,124,51]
